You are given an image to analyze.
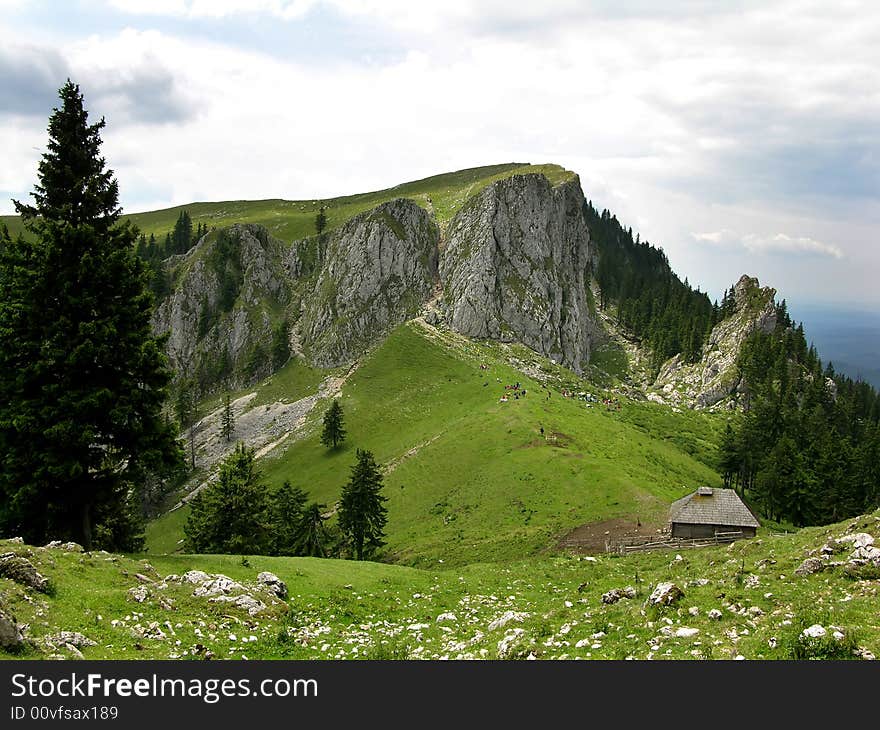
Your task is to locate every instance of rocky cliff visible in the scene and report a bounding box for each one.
[152,224,291,388]
[297,199,439,368]
[649,275,777,409]
[440,174,596,373]
[153,172,601,391]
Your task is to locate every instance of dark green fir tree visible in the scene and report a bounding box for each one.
[0,81,182,550]
[338,449,388,560]
[321,399,346,449]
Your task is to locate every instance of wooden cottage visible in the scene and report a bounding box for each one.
[669,487,759,539]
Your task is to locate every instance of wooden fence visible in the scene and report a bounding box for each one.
[603,530,745,555]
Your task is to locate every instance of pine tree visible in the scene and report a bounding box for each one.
[294,502,330,557]
[0,81,182,550]
[268,480,308,556]
[174,380,197,470]
[321,399,346,449]
[221,393,235,442]
[315,205,327,236]
[338,449,388,560]
[184,444,269,554]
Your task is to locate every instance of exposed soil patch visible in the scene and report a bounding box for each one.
[556,517,664,554]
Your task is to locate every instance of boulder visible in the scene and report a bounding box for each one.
[208,594,266,617]
[497,628,527,659]
[180,570,211,585]
[707,609,723,620]
[849,545,880,563]
[601,586,637,604]
[0,554,51,593]
[801,624,827,639]
[647,582,684,607]
[192,575,246,597]
[488,611,530,631]
[257,572,288,600]
[794,557,826,577]
[0,604,25,651]
[836,533,875,549]
[674,627,699,638]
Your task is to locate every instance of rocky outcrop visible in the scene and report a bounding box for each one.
[0,553,51,593]
[651,275,777,409]
[152,224,291,387]
[440,174,596,373]
[0,602,25,651]
[298,199,439,367]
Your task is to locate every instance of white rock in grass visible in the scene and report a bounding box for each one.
[802,624,827,639]
[181,570,211,585]
[488,611,529,631]
[836,533,874,548]
[707,609,723,620]
[436,612,457,623]
[675,627,699,638]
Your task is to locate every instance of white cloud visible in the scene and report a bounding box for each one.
[108,0,317,19]
[3,2,879,305]
[692,230,843,258]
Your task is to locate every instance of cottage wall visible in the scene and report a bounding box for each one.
[671,523,756,539]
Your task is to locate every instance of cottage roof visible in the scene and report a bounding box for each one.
[670,487,760,528]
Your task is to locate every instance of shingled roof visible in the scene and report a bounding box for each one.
[669,487,760,528]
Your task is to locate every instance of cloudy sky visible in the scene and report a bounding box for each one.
[1,0,878,310]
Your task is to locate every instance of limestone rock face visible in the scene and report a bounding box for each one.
[651,274,777,409]
[299,199,439,367]
[440,174,596,374]
[152,224,290,386]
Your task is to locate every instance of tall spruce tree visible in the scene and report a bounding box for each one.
[321,399,346,449]
[184,444,269,554]
[338,449,388,560]
[295,502,330,557]
[0,81,182,550]
[221,393,235,442]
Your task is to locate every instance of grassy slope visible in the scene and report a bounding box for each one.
[147,323,722,566]
[2,162,574,243]
[3,510,878,660]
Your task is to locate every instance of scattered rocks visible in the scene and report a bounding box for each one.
[436,612,457,623]
[128,585,150,603]
[44,541,83,552]
[257,572,288,600]
[647,582,684,607]
[45,631,96,649]
[601,586,636,604]
[497,628,527,659]
[795,557,826,577]
[707,609,723,620]
[0,554,51,593]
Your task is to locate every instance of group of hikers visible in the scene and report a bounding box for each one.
[499,381,527,402]
[479,363,622,413]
